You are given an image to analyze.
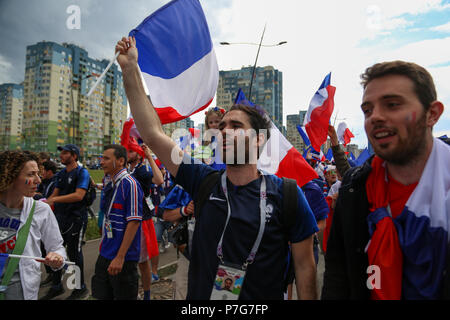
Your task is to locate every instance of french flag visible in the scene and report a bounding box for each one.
[120,117,145,158]
[366,138,450,299]
[129,0,218,124]
[337,122,354,146]
[303,73,336,151]
[235,89,318,187]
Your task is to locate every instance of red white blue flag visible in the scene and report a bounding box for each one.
[337,122,354,146]
[303,73,336,151]
[129,0,218,124]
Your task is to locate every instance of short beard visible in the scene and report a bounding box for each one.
[374,112,428,166]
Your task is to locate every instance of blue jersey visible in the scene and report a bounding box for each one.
[100,168,143,262]
[175,155,318,300]
[130,162,154,220]
[54,166,90,221]
[302,181,329,222]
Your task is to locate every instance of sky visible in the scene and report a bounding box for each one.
[1,0,449,149]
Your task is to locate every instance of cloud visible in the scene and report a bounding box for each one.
[431,21,450,32]
[0,54,15,84]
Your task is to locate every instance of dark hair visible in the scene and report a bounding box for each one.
[104,144,127,164]
[360,60,437,111]
[42,160,57,174]
[0,151,39,192]
[229,104,271,142]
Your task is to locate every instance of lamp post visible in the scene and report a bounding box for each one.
[220,27,287,101]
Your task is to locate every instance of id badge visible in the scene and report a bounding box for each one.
[145,196,155,211]
[105,219,113,239]
[210,263,246,300]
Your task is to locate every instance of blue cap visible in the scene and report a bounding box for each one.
[57,144,80,159]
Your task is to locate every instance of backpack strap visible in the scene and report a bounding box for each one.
[281,177,298,236]
[193,170,221,219]
[0,200,36,300]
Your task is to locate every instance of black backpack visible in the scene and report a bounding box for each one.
[74,166,96,207]
[84,178,97,207]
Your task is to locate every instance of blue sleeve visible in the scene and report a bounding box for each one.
[289,185,319,243]
[159,186,192,210]
[77,168,91,190]
[125,177,143,221]
[302,182,329,222]
[174,154,216,200]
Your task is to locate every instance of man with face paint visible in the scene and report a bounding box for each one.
[322,61,450,300]
[91,144,143,300]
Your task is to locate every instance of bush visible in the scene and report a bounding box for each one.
[85,216,101,241]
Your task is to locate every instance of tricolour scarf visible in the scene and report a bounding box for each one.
[365,138,450,299]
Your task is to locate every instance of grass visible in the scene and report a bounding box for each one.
[85,216,101,241]
[87,169,104,184]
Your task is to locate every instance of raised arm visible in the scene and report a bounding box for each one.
[115,36,183,177]
[141,143,164,185]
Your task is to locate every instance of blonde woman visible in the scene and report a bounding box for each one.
[0,151,66,300]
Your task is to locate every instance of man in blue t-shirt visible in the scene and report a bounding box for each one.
[91,144,143,300]
[41,144,90,300]
[116,36,318,299]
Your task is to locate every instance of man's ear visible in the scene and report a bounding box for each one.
[256,131,267,149]
[427,101,444,128]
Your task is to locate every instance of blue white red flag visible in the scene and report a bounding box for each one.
[303,73,336,151]
[235,89,318,187]
[129,0,218,124]
[337,122,354,146]
[366,138,450,299]
[355,147,370,166]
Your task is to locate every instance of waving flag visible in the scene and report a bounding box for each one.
[235,89,318,187]
[337,122,354,146]
[129,0,218,124]
[120,118,145,158]
[296,125,311,148]
[303,73,336,151]
[355,147,371,166]
[349,152,356,160]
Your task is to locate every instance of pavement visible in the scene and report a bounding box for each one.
[38,236,178,300]
[37,193,326,300]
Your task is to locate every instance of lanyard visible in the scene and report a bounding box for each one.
[217,171,267,270]
[105,171,128,220]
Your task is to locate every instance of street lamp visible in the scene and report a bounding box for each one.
[220,26,287,100]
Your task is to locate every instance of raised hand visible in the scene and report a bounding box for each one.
[115,36,138,71]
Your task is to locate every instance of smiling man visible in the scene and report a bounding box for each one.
[115,36,318,300]
[322,61,450,300]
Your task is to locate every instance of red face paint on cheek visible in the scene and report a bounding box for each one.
[406,112,417,122]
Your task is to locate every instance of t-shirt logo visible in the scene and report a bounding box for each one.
[68,177,73,184]
[265,204,274,223]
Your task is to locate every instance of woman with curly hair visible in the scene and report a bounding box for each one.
[0,151,66,300]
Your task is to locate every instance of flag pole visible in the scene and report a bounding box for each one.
[7,254,75,265]
[248,23,267,101]
[87,51,121,97]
